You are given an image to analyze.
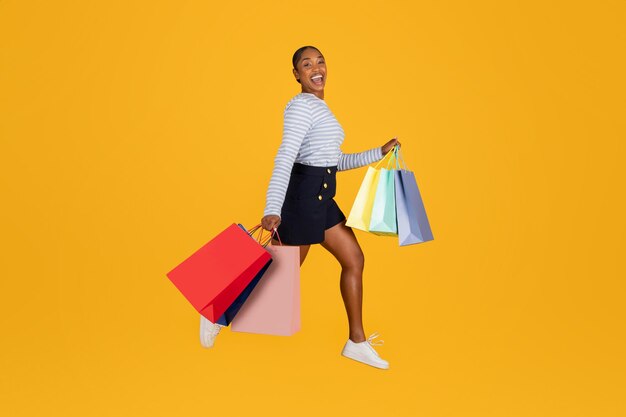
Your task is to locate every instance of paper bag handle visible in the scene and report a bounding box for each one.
[247,224,282,247]
[374,146,396,169]
[393,145,408,171]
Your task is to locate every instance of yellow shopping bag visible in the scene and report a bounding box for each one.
[345,149,396,232]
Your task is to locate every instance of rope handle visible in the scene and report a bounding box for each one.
[269,228,283,246]
[374,145,398,169]
[376,144,405,170]
[246,224,267,244]
[385,146,400,170]
[247,223,283,247]
[394,145,408,170]
[259,228,282,247]
[388,144,408,171]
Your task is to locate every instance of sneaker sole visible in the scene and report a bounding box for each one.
[341,350,389,370]
[200,336,214,348]
[200,337,214,348]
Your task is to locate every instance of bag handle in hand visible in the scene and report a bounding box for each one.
[266,227,282,246]
[393,145,408,171]
[374,146,397,169]
[385,146,401,170]
[247,223,282,248]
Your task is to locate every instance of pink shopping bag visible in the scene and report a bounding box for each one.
[230,244,300,336]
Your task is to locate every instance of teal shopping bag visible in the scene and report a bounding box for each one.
[369,168,398,236]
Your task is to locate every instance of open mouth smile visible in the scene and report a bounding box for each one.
[311,74,324,85]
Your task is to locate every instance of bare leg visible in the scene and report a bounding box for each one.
[320,219,366,343]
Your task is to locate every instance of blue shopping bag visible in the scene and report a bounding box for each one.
[394,149,434,246]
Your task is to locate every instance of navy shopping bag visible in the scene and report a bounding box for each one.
[215,224,273,325]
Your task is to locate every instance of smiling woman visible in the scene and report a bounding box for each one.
[200,45,400,369]
[257,45,400,370]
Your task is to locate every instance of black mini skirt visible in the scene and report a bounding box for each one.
[276,163,347,245]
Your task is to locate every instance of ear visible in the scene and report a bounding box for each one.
[293,68,299,81]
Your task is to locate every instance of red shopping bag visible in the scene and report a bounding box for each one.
[166,223,272,322]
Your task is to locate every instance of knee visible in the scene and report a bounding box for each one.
[342,250,365,273]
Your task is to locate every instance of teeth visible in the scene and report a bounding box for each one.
[311,75,322,80]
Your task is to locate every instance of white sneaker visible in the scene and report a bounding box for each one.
[200,315,224,348]
[341,332,389,369]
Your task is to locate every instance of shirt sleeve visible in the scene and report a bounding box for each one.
[337,146,384,171]
[263,99,313,217]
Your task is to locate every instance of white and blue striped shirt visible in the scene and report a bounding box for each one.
[264,92,384,217]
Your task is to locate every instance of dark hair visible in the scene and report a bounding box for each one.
[292,45,323,84]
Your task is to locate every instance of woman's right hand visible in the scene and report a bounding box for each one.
[382,137,401,155]
[261,215,281,231]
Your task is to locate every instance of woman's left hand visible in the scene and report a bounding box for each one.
[381,137,401,155]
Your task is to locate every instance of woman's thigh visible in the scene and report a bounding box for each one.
[320,220,364,269]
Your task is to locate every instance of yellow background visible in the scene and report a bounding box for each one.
[1,1,624,416]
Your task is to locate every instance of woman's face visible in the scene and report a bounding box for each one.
[294,48,326,93]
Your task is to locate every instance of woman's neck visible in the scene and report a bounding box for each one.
[302,90,324,100]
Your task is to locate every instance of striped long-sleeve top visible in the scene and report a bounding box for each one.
[264,92,384,217]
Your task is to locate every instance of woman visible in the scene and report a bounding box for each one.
[201,46,399,370]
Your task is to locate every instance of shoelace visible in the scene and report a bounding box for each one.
[359,332,385,358]
[367,332,384,346]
